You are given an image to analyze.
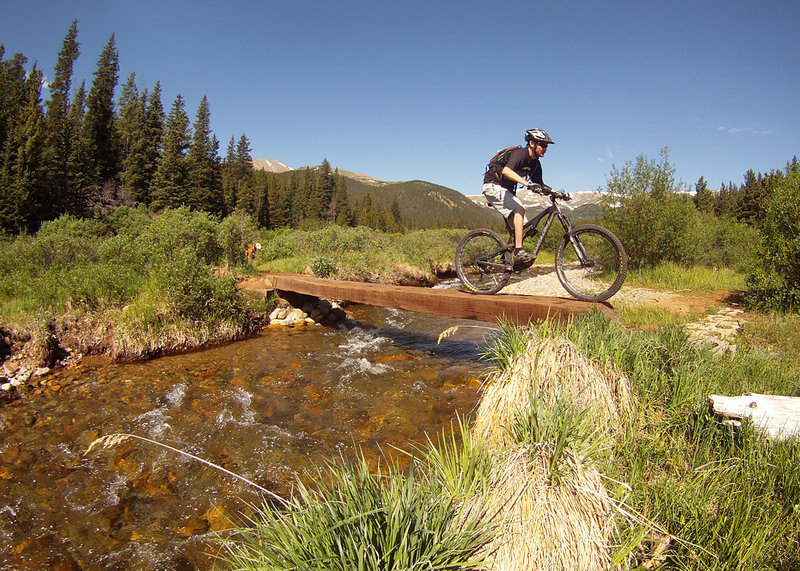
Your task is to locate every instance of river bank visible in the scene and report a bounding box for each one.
[0,266,452,407]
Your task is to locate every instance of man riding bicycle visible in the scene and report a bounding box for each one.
[482,128,554,267]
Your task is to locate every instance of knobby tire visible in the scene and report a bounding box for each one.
[455,228,511,295]
[555,224,627,302]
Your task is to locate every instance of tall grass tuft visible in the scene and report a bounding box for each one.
[508,393,610,484]
[218,452,496,571]
[471,330,628,570]
[419,416,494,499]
[522,311,800,569]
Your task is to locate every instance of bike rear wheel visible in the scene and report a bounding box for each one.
[455,228,511,295]
[555,224,627,302]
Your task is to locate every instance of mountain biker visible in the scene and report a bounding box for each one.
[482,128,554,266]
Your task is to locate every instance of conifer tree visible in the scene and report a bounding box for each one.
[81,34,120,196]
[390,196,403,231]
[254,170,270,228]
[267,172,291,228]
[187,95,223,214]
[115,73,140,166]
[0,48,29,155]
[292,167,315,224]
[222,136,237,213]
[693,176,714,214]
[130,82,165,204]
[151,94,191,209]
[309,159,334,221]
[288,170,304,226]
[0,66,47,232]
[233,134,257,213]
[43,20,82,216]
[332,172,354,226]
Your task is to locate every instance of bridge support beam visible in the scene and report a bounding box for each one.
[251,273,618,326]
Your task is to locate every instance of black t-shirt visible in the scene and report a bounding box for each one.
[483,146,543,191]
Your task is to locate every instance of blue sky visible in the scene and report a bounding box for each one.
[1,0,798,194]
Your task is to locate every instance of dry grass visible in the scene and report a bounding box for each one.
[473,337,632,450]
[481,448,616,570]
[471,336,634,571]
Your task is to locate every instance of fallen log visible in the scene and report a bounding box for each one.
[709,393,800,440]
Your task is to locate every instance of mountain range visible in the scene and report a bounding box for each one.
[253,158,604,229]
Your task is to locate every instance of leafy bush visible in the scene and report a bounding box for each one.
[159,247,244,323]
[218,212,258,267]
[137,207,222,266]
[602,149,701,269]
[29,215,108,269]
[746,169,800,310]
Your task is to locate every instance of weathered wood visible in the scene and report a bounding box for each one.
[709,393,800,440]
[255,273,619,326]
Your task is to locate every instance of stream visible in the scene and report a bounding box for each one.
[0,305,493,570]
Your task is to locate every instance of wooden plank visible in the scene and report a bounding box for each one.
[255,273,618,326]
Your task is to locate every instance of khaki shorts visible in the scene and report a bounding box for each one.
[482,182,523,219]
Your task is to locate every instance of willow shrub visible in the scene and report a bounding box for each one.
[0,207,258,346]
[746,168,800,310]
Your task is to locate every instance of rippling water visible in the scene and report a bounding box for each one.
[0,306,493,569]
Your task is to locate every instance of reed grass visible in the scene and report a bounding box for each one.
[218,452,497,571]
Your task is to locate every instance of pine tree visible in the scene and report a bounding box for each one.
[254,170,270,228]
[151,94,191,209]
[222,136,237,213]
[43,20,82,217]
[81,34,120,196]
[0,48,29,154]
[389,196,403,231]
[267,172,291,228]
[693,176,714,214]
[115,73,140,166]
[136,83,165,203]
[332,172,354,226]
[0,66,48,232]
[187,95,223,214]
[291,167,315,225]
[233,134,256,214]
[308,159,334,221]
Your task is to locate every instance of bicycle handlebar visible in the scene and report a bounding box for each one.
[527,183,571,201]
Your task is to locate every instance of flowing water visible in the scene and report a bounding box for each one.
[0,305,493,570]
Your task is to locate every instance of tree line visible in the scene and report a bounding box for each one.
[0,21,402,235]
[693,156,799,227]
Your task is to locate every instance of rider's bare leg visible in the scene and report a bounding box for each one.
[512,206,525,248]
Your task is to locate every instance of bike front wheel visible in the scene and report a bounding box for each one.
[455,228,511,295]
[555,224,628,302]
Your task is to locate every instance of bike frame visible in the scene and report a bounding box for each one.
[502,193,589,266]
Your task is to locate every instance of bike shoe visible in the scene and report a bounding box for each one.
[513,248,534,267]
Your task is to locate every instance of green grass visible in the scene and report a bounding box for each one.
[217,449,496,570]
[625,261,747,292]
[0,208,262,362]
[491,311,800,569]
[253,226,464,282]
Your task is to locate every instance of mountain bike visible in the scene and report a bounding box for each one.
[455,187,628,301]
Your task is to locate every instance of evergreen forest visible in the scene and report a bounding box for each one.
[0,21,436,236]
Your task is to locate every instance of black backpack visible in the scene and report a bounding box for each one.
[486,145,521,170]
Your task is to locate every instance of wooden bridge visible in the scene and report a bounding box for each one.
[245,273,618,326]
